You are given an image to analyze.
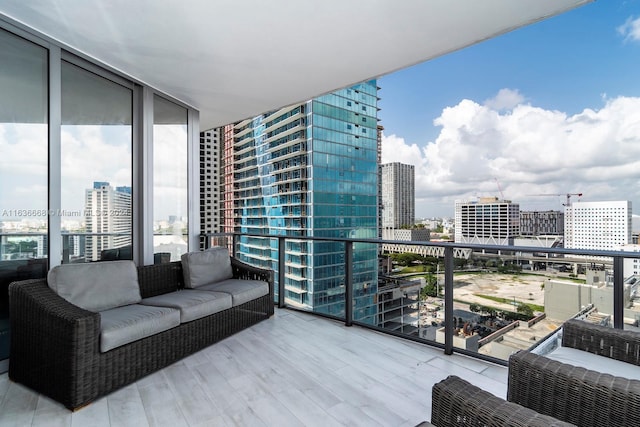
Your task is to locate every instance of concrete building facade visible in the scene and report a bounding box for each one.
[84,182,132,262]
[454,197,520,246]
[520,210,564,236]
[381,163,415,229]
[564,200,632,250]
[199,128,223,238]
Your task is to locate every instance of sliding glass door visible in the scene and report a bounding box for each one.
[0,28,49,365]
[60,61,133,263]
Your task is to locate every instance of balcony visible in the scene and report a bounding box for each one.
[1,232,639,424]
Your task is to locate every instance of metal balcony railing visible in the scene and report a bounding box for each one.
[202,232,640,365]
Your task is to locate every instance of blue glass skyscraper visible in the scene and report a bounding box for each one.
[228,81,379,324]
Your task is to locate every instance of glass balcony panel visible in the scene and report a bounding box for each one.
[624,255,640,330]
[201,232,639,365]
[374,245,442,345]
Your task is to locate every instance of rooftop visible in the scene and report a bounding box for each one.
[0,309,506,426]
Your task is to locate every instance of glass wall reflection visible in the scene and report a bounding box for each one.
[0,29,49,362]
[153,95,188,261]
[61,61,132,262]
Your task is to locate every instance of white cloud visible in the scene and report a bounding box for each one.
[0,124,48,211]
[618,16,640,42]
[379,133,423,166]
[382,91,640,218]
[483,88,525,110]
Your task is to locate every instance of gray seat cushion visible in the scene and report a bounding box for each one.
[197,279,269,306]
[140,289,232,323]
[47,260,141,312]
[546,346,640,380]
[99,304,180,352]
[181,247,233,289]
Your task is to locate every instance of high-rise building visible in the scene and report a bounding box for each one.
[222,81,380,324]
[381,162,415,229]
[84,181,132,261]
[520,210,564,236]
[565,200,632,250]
[200,128,223,239]
[376,125,384,240]
[454,197,520,245]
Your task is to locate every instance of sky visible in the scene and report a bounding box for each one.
[378,0,640,223]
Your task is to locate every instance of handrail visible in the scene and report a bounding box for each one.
[200,231,640,366]
[201,231,640,259]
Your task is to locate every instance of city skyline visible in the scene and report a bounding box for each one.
[379,1,640,219]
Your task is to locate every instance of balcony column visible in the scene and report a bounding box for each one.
[444,246,454,355]
[613,255,624,329]
[345,241,353,327]
[278,236,285,308]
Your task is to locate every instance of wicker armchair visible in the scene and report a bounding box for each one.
[431,375,573,426]
[508,319,640,427]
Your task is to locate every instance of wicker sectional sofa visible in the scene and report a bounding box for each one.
[508,319,640,427]
[8,249,274,410]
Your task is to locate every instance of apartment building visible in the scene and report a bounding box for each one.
[200,128,223,237]
[84,182,132,261]
[223,82,380,324]
[381,162,415,229]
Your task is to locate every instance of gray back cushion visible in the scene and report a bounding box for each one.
[47,260,141,312]
[181,247,233,288]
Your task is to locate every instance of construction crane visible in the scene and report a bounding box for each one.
[528,193,583,207]
[494,178,505,200]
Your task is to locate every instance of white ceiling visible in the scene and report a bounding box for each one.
[0,0,591,130]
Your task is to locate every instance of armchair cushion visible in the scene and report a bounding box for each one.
[47,260,141,312]
[181,247,233,289]
[99,304,180,352]
[546,346,640,381]
[141,289,232,323]
[197,279,269,306]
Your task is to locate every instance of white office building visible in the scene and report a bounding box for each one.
[84,182,132,261]
[564,201,632,250]
[454,197,520,246]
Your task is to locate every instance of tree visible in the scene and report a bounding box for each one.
[391,252,423,266]
[420,282,438,299]
[517,303,534,318]
[454,258,467,269]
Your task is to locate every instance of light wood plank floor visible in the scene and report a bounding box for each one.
[0,309,507,427]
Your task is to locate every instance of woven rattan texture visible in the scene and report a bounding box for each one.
[431,375,574,426]
[8,259,274,410]
[562,318,640,365]
[508,348,640,426]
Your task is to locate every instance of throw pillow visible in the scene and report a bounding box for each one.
[47,260,141,312]
[181,247,233,288]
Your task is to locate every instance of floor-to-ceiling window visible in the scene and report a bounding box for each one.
[0,21,197,372]
[60,61,133,263]
[153,95,188,261]
[0,28,49,365]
